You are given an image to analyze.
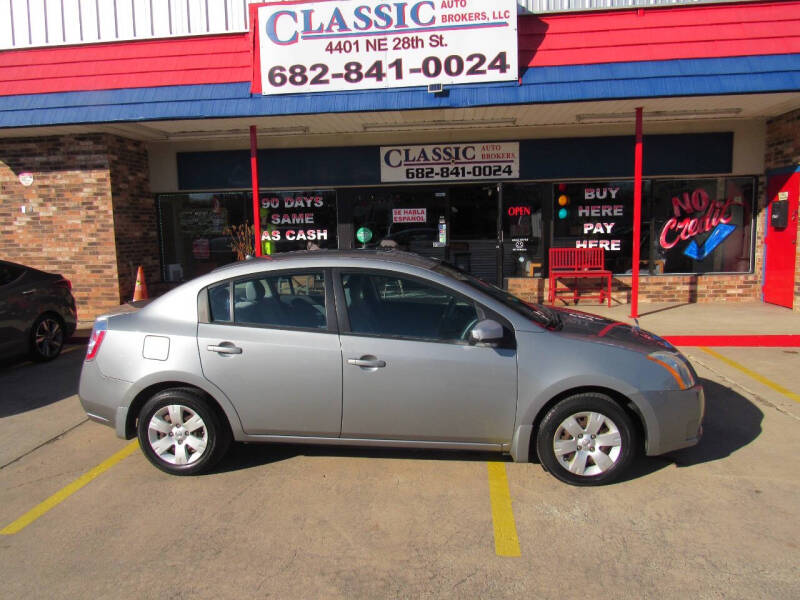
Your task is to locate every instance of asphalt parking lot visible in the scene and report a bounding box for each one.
[1,341,799,599]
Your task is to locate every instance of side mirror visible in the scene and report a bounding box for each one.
[468,319,504,345]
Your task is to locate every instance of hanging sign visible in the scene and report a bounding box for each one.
[380,142,519,182]
[256,0,518,95]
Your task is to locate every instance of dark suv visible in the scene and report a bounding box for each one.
[0,260,77,362]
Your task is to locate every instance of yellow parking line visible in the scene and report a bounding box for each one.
[487,462,521,557]
[0,440,139,535]
[700,347,800,403]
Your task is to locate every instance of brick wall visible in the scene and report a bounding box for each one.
[107,136,158,304]
[0,134,155,322]
[507,274,760,306]
[765,108,800,312]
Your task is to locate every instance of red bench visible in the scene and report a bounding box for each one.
[548,248,612,307]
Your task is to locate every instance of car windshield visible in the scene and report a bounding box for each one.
[432,262,556,328]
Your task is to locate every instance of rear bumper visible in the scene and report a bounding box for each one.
[78,359,133,439]
[641,384,705,456]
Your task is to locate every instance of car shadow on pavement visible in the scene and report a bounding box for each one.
[214,377,765,482]
[212,443,504,475]
[0,345,84,418]
[619,377,764,482]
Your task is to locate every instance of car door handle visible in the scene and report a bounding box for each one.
[347,358,386,368]
[207,344,242,355]
[21,289,35,295]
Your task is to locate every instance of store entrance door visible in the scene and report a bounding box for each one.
[448,185,501,285]
[763,172,799,308]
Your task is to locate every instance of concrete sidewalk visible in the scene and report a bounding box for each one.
[571,301,800,337]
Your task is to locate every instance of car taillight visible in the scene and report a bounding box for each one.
[55,277,72,291]
[86,321,107,361]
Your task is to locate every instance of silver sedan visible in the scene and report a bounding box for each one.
[79,250,704,485]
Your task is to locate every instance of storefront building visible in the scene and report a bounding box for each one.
[1,0,800,320]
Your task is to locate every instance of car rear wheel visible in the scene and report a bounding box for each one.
[29,313,65,362]
[137,389,231,476]
[536,393,637,486]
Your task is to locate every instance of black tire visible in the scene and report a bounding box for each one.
[29,313,65,362]
[536,393,638,486]
[137,388,231,476]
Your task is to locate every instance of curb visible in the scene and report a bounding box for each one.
[665,335,800,347]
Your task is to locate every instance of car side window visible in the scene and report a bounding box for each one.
[233,271,327,330]
[341,272,478,342]
[208,282,232,323]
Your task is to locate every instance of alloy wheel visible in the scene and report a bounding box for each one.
[34,317,63,359]
[552,411,623,477]
[147,404,209,466]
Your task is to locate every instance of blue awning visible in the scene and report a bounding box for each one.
[2,54,800,128]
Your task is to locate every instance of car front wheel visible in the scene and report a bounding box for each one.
[536,393,638,486]
[137,388,231,476]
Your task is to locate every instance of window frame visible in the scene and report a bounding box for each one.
[198,267,339,334]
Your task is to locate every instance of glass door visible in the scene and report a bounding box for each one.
[501,183,548,279]
[448,185,500,285]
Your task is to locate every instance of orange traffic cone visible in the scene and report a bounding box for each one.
[132,265,148,301]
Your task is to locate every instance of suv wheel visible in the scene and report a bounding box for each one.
[30,313,65,362]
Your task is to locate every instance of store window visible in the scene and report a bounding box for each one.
[348,185,500,283]
[350,188,448,260]
[158,192,251,282]
[550,177,755,275]
[158,190,337,282]
[258,190,337,254]
[652,177,754,274]
[552,181,636,273]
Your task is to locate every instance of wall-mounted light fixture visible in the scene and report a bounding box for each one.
[165,126,310,140]
[575,108,743,123]
[362,118,517,132]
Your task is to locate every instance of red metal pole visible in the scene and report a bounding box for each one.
[250,125,262,257]
[630,107,643,318]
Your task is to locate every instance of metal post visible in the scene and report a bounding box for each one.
[250,126,262,257]
[630,107,643,318]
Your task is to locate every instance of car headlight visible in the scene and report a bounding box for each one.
[647,351,695,390]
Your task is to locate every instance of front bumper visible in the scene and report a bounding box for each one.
[641,383,705,456]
